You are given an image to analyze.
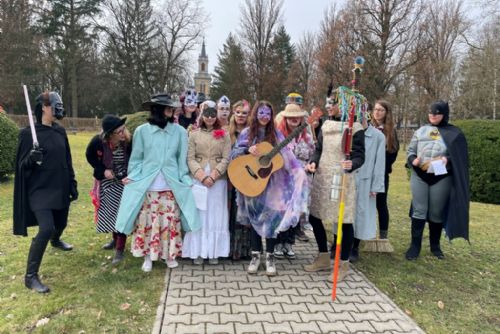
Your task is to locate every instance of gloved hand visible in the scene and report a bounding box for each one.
[70,180,78,202]
[29,148,43,165]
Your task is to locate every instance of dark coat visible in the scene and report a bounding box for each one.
[85,134,131,180]
[13,123,77,236]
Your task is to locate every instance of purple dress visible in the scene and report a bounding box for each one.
[231,127,309,238]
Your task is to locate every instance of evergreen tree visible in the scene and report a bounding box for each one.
[210,33,248,103]
[38,0,102,117]
[264,25,295,111]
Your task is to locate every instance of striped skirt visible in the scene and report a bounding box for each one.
[95,179,124,233]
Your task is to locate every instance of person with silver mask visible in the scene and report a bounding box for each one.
[13,90,78,293]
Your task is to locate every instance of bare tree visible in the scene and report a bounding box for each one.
[289,31,317,109]
[156,0,208,93]
[354,0,426,101]
[238,0,283,100]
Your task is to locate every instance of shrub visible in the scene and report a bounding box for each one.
[0,114,19,179]
[124,111,149,137]
[454,120,500,204]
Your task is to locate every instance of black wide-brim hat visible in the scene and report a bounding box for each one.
[102,114,127,136]
[142,93,177,110]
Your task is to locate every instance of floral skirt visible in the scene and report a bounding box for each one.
[131,191,182,261]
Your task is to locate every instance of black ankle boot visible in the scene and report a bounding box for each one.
[25,274,50,293]
[405,218,426,260]
[26,238,50,293]
[429,222,444,259]
[102,239,116,250]
[349,248,359,263]
[50,239,73,251]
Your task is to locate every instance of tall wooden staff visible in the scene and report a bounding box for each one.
[332,56,365,301]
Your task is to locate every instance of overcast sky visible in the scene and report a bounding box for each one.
[197,0,340,74]
[194,0,492,76]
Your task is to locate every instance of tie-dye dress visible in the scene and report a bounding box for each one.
[230,127,309,238]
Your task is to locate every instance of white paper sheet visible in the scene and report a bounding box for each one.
[192,184,208,210]
[428,159,448,175]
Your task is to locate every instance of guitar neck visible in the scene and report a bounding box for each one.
[264,122,309,160]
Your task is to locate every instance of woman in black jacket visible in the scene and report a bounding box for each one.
[86,115,131,264]
[13,91,78,293]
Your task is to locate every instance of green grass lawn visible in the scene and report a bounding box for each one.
[0,132,165,333]
[0,133,498,333]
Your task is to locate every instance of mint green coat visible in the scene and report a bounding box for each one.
[116,122,200,235]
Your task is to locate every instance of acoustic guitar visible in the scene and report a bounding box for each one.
[228,108,323,197]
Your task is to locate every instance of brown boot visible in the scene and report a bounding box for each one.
[304,252,330,272]
[337,260,350,281]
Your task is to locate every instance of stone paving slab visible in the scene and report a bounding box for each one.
[152,232,425,334]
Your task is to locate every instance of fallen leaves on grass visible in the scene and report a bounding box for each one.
[119,303,131,311]
[437,300,445,310]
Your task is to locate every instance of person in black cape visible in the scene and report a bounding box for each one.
[406,100,469,260]
[13,91,78,293]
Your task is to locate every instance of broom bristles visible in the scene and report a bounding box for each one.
[376,239,394,253]
[362,239,378,252]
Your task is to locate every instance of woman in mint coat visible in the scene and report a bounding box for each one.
[116,93,200,272]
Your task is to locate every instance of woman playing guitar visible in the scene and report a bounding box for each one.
[230,101,309,276]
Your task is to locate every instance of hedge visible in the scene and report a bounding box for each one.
[0,113,19,179]
[124,111,149,137]
[454,120,500,204]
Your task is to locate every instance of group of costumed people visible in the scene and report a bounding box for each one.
[13,77,470,293]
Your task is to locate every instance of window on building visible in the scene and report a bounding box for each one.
[201,63,205,72]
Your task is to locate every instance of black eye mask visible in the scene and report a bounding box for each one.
[202,108,217,118]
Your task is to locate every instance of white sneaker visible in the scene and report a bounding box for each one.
[208,258,218,265]
[193,256,204,265]
[274,243,285,259]
[247,251,261,274]
[141,255,152,272]
[166,259,178,268]
[283,243,296,259]
[265,252,277,276]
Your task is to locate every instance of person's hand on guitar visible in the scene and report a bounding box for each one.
[248,145,260,156]
[305,162,316,173]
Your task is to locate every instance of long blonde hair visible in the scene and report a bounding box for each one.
[229,100,250,145]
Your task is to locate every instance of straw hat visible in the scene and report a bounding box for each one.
[280,103,307,117]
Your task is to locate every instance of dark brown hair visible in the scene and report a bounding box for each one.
[372,99,398,153]
[247,100,277,145]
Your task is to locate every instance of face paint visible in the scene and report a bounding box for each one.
[234,107,249,118]
[257,105,272,122]
[217,106,230,119]
[325,96,335,109]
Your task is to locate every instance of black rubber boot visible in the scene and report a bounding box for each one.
[429,222,445,259]
[51,227,73,251]
[25,238,50,293]
[102,239,116,250]
[405,218,426,260]
[379,229,388,239]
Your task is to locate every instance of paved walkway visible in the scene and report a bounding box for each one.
[152,232,425,334]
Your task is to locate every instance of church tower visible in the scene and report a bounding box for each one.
[194,39,211,97]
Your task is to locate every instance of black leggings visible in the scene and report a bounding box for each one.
[33,208,69,242]
[376,174,390,231]
[250,227,276,253]
[310,214,354,261]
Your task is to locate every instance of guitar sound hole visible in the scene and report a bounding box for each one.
[258,163,273,178]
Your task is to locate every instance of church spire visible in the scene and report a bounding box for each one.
[200,38,207,58]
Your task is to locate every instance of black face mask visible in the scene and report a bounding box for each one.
[48,92,64,119]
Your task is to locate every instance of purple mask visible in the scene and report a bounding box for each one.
[257,105,272,121]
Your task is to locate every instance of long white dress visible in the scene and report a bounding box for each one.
[182,165,230,259]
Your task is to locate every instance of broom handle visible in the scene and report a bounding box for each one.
[332,171,348,300]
